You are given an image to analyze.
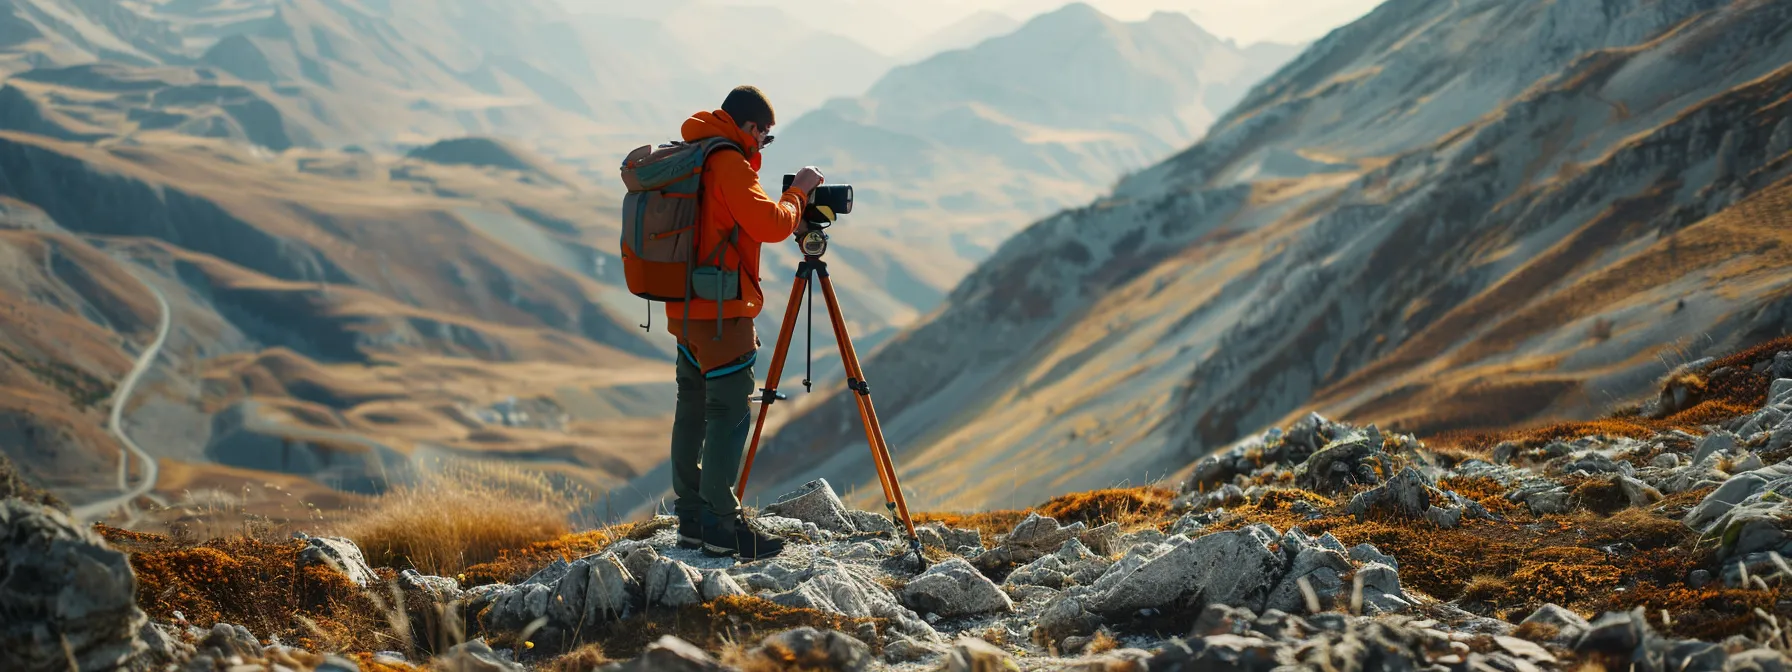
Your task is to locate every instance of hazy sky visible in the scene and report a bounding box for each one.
[567,0,1385,53]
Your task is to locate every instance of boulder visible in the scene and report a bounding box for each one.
[844,510,897,536]
[0,500,163,672]
[1143,634,1279,672]
[762,559,937,640]
[938,637,1016,672]
[765,478,856,533]
[744,627,871,672]
[196,622,260,659]
[296,536,378,588]
[700,569,746,601]
[1084,527,1284,616]
[595,635,729,672]
[435,638,525,672]
[645,556,704,608]
[915,522,982,552]
[1520,603,1590,646]
[1695,432,1740,465]
[899,557,1013,618]
[1033,595,1103,646]
[1296,431,1398,494]
[1004,513,1084,552]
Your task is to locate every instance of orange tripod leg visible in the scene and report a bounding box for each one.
[816,272,920,544]
[735,262,812,500]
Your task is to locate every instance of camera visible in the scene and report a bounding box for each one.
[782,173,853,225]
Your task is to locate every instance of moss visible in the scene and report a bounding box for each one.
[1507,547,1624,606]
[1569,477,1628,515]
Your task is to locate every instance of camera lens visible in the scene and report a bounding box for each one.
[812,184,852,215]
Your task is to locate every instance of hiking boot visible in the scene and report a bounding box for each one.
[700,513,785,561]
[677,515,702,549]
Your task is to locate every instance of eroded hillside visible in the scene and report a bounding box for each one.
[749,0,1792,513]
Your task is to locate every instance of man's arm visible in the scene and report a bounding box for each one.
[712,153,805,244]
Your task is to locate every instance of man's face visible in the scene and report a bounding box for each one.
[748,122,774,149]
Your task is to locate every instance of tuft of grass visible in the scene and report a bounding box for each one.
[540,643,611,671]
[338,461,584,576]
[1038,487,1176,530]
[913,509,1032,548]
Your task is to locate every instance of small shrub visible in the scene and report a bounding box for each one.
[339,461,584,576]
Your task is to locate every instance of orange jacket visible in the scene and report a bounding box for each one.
[666,109,807,321]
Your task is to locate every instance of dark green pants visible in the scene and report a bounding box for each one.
[670,354,756,521]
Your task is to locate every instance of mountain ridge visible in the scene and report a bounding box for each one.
[742,0,1792,513]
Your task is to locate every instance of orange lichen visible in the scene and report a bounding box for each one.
[1508,547,1624,606]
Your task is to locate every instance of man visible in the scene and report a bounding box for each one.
[668,85,824,560]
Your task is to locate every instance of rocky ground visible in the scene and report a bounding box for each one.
[10,339,1792,671]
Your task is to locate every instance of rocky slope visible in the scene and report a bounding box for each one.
[11,339,1792,670]
[748,0,1792,513]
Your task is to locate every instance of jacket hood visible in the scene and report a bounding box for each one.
[682,109,760,156]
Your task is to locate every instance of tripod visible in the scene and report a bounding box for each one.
[736,227,924,568]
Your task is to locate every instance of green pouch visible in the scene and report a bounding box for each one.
[690,266,739,301]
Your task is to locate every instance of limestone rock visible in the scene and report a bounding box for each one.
[844,509,898,536]
[1520,604,1590,646]
[915,522,982,552]
[765,478,856,533]
[938,637,1016,672]
[595,635,728,672]
[745,627,871,672]
[1696,432,1740,465]
[1296,431,1396,494]
[900,557,1013,618]
[645,556,704,608]
[0,500,160,672]
[1084,527,1284,616]
[1004,513,1084,552]
[197,622,260,659]
[700,569,747,601]
[1033,595,1103,646]
[296,536,378,588]
[435,638,525,672]
[762,559,938,640]
[1144,634,1279,672]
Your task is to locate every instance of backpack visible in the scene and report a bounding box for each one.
[618,137,743,333]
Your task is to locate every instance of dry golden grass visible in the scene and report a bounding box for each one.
[1037,487,1176,531]
[338,461,585,576]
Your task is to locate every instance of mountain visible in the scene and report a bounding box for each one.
[740,0,1792,513]
[895,10,1022,63]
[747,3,1301,384]
[562,2,893,120]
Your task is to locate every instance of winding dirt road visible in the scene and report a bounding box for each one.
[72,277,171,522]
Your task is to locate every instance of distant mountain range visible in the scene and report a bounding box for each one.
[741,0,1792,514]
[751,3,1302,378]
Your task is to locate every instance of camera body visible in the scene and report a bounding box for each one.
[782,174,853,226]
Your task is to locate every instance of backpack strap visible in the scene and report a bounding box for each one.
[694,138,745,341]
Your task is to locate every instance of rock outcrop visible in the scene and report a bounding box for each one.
[0,500,169,671]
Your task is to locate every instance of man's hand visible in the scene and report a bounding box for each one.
[791,166,824,195]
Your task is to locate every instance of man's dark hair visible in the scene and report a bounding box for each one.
[721,85,775,129]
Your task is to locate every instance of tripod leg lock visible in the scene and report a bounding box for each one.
[847,378,871,396]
